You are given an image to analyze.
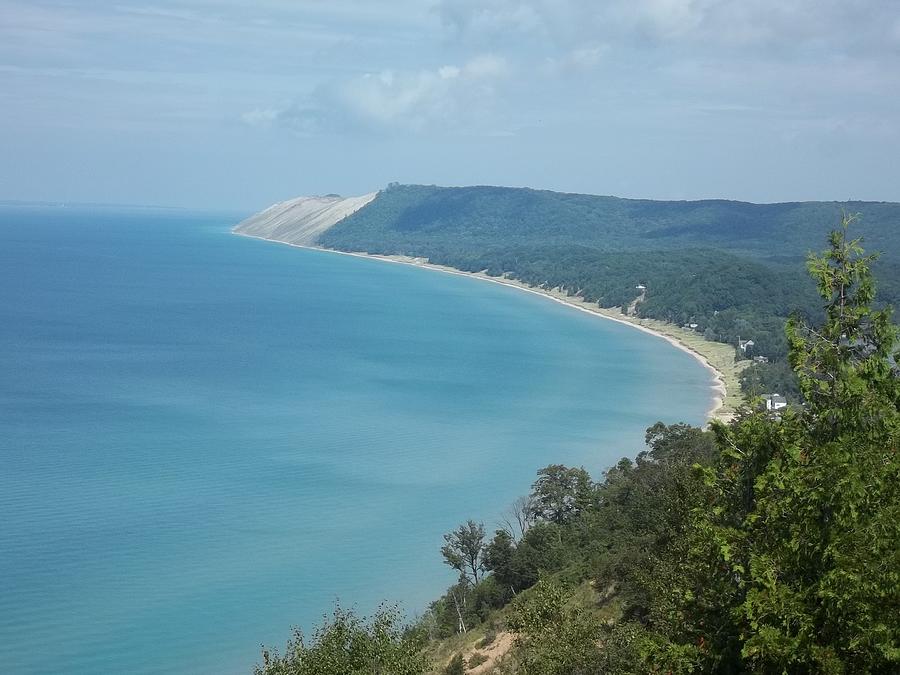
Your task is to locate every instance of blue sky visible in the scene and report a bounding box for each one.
[2,0,899,209]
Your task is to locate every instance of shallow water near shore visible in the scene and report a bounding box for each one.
[0,205,713,674]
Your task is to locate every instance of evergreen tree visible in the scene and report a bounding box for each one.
[685,216,900,673]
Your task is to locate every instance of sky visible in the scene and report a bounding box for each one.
[1,0,899,210]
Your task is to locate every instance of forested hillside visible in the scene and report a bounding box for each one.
[320,185,900,400]
[322,185,900,257]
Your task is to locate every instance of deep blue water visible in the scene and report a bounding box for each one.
[0,205,713,674]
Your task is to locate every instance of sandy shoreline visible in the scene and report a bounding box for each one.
[234,232,741,423]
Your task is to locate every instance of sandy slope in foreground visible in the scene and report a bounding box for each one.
[233,231,745,423]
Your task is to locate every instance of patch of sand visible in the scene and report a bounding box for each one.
[233,193,377,246]
[463,632,516,674]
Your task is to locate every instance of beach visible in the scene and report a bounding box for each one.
[233,232,744,423]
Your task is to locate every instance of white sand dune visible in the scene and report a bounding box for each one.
[232,192,377,245]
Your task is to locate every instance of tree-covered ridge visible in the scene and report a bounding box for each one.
[320,185,900,399]
[323,185,900,258]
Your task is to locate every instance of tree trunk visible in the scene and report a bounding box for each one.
[451,590,467,634]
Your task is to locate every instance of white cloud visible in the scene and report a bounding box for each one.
[253,54,511,136]
[241,108,279,127]
[462,54,508,78]
[6,0,899,205]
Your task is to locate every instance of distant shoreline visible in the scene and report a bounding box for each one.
[233,231,744,423]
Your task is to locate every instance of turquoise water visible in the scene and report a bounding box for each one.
[0,206,713,674]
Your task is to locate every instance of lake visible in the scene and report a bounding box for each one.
[0,205,713,674]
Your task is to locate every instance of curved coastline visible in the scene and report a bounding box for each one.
[233,232,740,423]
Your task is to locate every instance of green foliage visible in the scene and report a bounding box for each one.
[427,575,512,640]
[323,185,900,262]
[255,605,427,675]
[734,218,900,672]
[529,465,593,525]
[669,219,900,672]
[588,424,717,601]
[593,621,658,675]
[483,522,570,594]
[442,520,486,584]
[788,214,898,418]
[508,580,603,675]
[483,529,516,584]
[739,360,801,401]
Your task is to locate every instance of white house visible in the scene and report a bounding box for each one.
[763,394,787,411]
[738,338,755,353]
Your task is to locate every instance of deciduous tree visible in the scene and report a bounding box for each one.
[441,520,486,585]
[529,465,593,525]
[255,605,426,675]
